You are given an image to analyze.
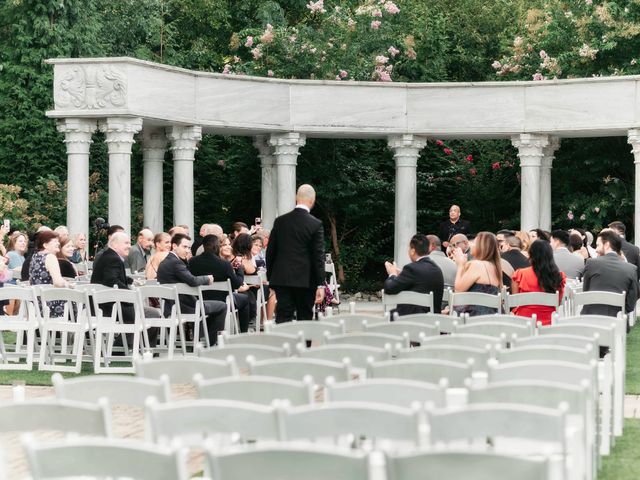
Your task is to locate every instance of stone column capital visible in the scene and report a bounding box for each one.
[141,127,168,162]
[541,136,561,169]
[269,132,306,165]
[388,134,427,168]
[253,135,276,167]
[511,133,549,167]
[628,129,640,161]
[57,118,97,154]
[166,125,202,161]
[99,117,143,154]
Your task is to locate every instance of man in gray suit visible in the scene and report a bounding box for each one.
[608,221,640,279]
[583,229,639,320]
[426,234,457,286]
[551,229,585,279]
[125,228,154,273]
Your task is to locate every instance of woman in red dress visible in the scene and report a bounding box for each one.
[511,239,566,326]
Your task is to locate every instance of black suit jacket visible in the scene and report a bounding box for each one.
[621,238,640,279]
[157,252,210,313]
[383,257,444,316]
[502,250,530,271]
[90,247,133,321]
[266,207,325,289]
[582,252,639,316]
[189,252,244,302]
[439,219,472,244]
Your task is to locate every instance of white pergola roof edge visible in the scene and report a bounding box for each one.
[46,56,640,138]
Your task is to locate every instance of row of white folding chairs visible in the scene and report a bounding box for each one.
[21,439,553,480]
[0,281,240,373]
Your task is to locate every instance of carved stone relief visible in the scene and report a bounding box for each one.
[54,65,127,109]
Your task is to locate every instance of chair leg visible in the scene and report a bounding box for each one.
[193,321,200,353]
[167,325,176,359]
[72,331,83,374]
[38,327,49,370]
[94,329,103,373]
[178,322,187,355]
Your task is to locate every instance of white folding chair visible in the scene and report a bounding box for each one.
[367,358,473,387]
[24,437,189,480]
[219,331,303,349]
[420,332,504,350]
[199,281,237,335]
[198,343,290,368]
[266,319,346,342]
[91,288,145,373]
[37,287,93,373]
[469,313,538,327]
[364,320,439,342]
[0,286,39,370]
[325,377,447,408]
[52,372,170,405]
[137,285,180,358]
[505,291,560,314]
[324,332,409,350]
[297,343,392,370]
[398,312,461,333]
[279,401,423,450]
[146,399,281,445]
[244,271,268,328]
[248,357,352,384]
[397,344,492,369]
[382,290,434,314]
[322,313,388,332]
[134,356,238,383]
[325,261,341,305]
[427,403,568,480]
[571,290,625,317]
[171,283,209,352]
[194,374,315,406]
[0,399,111,437]
[205,445,369,480]
[386,450,550,480]
[454,321,534,339]
[449,291,503,316]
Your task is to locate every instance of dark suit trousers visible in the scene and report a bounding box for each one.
[202,300,227,344]
[273,286,316,323]
[233,292,251,333]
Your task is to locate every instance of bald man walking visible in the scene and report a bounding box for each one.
[266,184,325,323]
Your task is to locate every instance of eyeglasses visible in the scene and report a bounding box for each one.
[452,241,467,247]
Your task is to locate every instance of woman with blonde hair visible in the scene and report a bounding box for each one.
[514,230,531,258]
[145,232,171,280]
[452,231,503,316]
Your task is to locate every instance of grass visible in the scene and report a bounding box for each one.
[600,419,640,479]
[626,324,640,394]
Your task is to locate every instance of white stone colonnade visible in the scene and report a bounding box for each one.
[48,57,640,266]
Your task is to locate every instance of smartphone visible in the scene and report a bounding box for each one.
[3,219,9,230]
[255,217,262,226]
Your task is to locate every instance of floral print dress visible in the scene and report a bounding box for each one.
[29,252,65,317]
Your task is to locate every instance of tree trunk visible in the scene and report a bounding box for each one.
[328,213,345,284]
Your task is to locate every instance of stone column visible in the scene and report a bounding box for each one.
[628,129,640,245]
[141,128,167,234]
[511,134,549,232]
[166,125,202,236]
[539,137,561,231]
[99,117,143,235]
[253,135,278,230]
[57,118,97,241]
[388,134,427,267]
[269,132,306,215]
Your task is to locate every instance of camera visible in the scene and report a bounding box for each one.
[94,217,109,231]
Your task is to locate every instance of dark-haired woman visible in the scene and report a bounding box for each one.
[511,239,566,326]
[529,229,550,242]
[29,231,70,317]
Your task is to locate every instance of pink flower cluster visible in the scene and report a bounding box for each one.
[335,70,348,81]
[245,36,254,48]
[466,155,473,162]
[388,46,400,57]
[371,20,381,29]
[222,64,231,74]
[267,70,274,77]
[385,1,400,14]
[306,0,326,13]
[532,72,545,81]
[260,24,274,44]
[491,162,500,170]
[375,55,389,65]
[251,47,262,60]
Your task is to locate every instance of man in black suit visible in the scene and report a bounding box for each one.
[439,205,471,250]
[383,234,444,316]
[583,229,639,322]
[188,234,252,332]
[157,233,227,343]
[608,221,640,279]
[90,231,158,346]
[500,234,530,271]
[266,184,325,323]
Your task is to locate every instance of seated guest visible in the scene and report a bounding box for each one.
[514,230,531,258]
[608,221,640,278]
[229,221,249,241]
[219,235,235,263]
[426,234,457,287]
[582,229,639,322]
[157,233,227,344]
[29,231,69,317]
[93,224,124,264]
[447,233,470,259]
[569,231,589,260]
[384,234,444,315]
[6,231,28,270]
[252,234,266,269]
[500,234,530,271]
[451,231,502,316]
[145,232,171,280]
[233,233,259,322]
[54,225,69,244]
[126,228,154,273]
[529,229,550,242]
[551,229,584,279]
[69,232,88,263]
[168,225,188,236]
[91,232,158,346]
[511,240,566,326]
[21,226,52,281]
[56,238,77,279]
[189,234,252,333]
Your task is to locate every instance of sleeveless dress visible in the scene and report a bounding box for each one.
[455,261,500,317]
[29,252,65,317]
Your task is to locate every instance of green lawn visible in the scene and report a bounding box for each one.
[626,325,640,394]
[600,419,640,480]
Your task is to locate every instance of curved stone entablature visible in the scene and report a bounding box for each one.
[47,57,640,139]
